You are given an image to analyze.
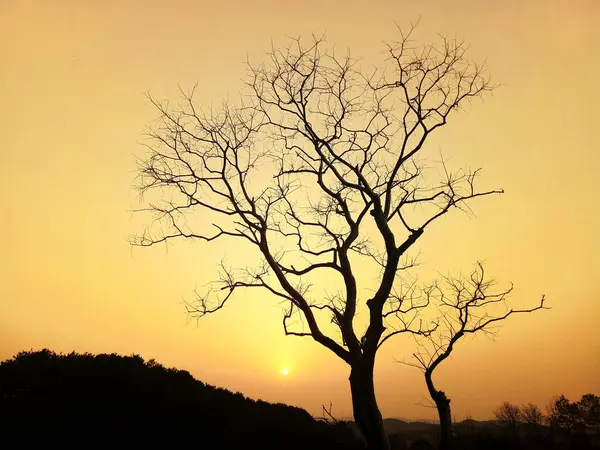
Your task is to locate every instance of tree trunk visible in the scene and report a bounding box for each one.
[349,362,390,450]
[434,393,453,450]
[425,371,454,450]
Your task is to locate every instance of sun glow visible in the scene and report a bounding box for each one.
[281,368,289,376]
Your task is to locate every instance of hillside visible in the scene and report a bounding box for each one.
[0,349,359,449]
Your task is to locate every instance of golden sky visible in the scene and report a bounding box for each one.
[1,0,599,420]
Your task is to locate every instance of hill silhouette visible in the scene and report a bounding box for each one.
[0,349,359,449]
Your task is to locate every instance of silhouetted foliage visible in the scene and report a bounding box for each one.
[579,395,600,431]
[548,394,600,433]
[549,395,581,430]
[0,349,360,449]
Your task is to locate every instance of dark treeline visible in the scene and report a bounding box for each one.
[1,350,598,450]
[379,395,600,450]
[0,349,359,449]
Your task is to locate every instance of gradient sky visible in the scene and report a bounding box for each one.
[1,0,599,421]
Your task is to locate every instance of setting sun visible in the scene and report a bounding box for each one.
[281,368,289,376]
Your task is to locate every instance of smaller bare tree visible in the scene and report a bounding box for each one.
[398,263,546,450]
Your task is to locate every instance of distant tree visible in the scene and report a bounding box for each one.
[494,402,521,436]
[547,394,600,433]
[133,23,500,450]
[547,395,576,430]
[577,394,600,431]
[521,403,545,428]
[397,263,545,449]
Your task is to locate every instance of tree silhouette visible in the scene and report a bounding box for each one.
[578,394,600,431]
[494,402,522,436]
[547,394,600,433]
[398,263,545,449]
[134,23,500,450]
[521,403,545,428]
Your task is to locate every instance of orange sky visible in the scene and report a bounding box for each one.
[1,0,599,421]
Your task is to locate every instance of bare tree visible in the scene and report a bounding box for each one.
[521,403,545,428]
[494,401,522,436]
[133,24,499,450]
[398,264,546,449]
